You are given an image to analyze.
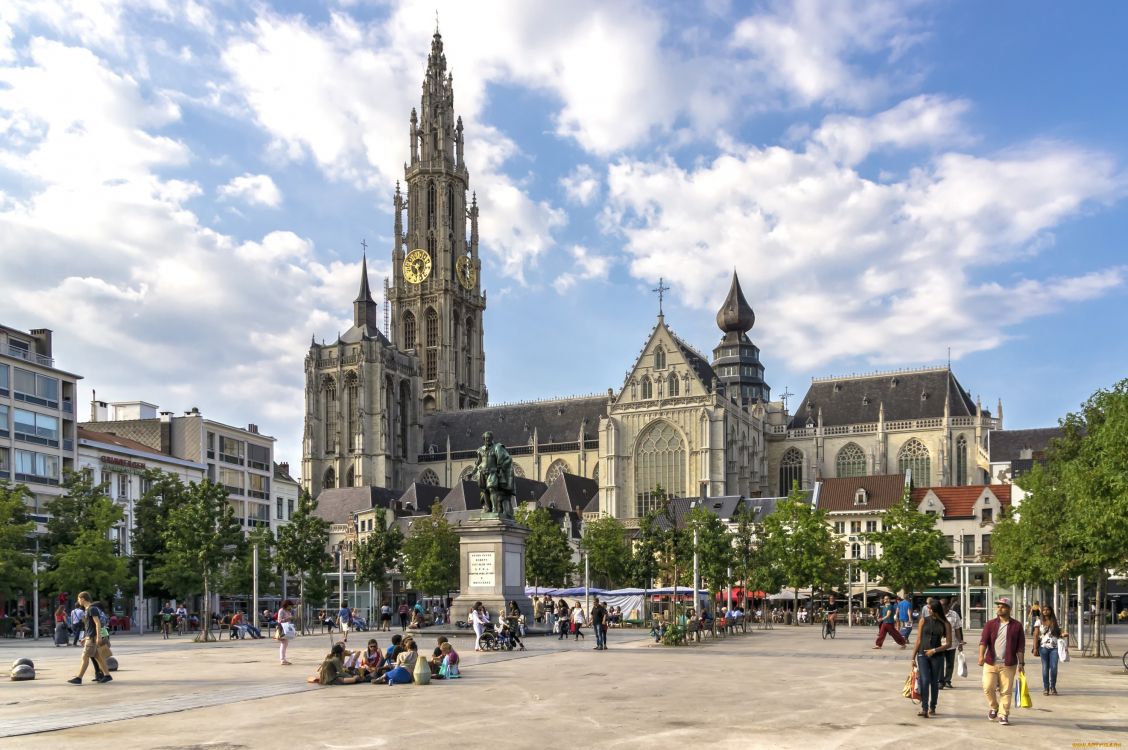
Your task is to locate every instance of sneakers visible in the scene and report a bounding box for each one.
[988,709,998,721]
[998,715,1010,726]
[67,677,82,685]
[95,675,113,683]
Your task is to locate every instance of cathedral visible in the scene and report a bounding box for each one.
[302,30,1000,518]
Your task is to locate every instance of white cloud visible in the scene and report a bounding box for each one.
[218,172,283,207]
[552,245,611,294]
[561,164,600,205]
[603,99,1126,369]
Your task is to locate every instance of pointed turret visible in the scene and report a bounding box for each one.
[354,253,378,329]
[716,271,755,335]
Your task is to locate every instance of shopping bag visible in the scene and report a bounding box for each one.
[1058,637,1070,662]
[903,666,920,701]
[956,650,968,678]
[281,622,297,640]
[1018,671,1032,708]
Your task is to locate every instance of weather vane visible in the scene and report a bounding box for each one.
[652,277,670,316]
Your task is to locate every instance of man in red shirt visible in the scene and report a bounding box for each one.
[978,597,1026,725]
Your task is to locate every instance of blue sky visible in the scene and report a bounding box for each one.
[1,1,1125,472]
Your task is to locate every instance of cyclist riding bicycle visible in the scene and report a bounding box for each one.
[825,595,839,636]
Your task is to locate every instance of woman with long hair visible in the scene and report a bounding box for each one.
[911,601,952,718]
[1032,605,1064,695]
[277,600,295,665]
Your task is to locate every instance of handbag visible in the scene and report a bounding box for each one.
[902,665,920,701]
[956,650,968,678]
[1058,637,1070,662]
[1017,670,1032,708]
[281,622,297,640]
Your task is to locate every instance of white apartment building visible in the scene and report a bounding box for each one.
[82,400,277,533]
[273,461,300,533]
[0,324,81,522]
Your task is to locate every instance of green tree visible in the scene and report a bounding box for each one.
[761,485,842,623]
[515,506,573,587]
[400,503,459,596]
[0,483,35,602]
[626,510,663,623]
[44,469,106,554]
[131,470,191,600]
[221,526,279,599]
[687,505,735,622]
[861,483,949,596]
[158,480,243,641]
[580,514,631,588]
[355,510,404,611]
[276,488,330,634]
[46,496,130,602]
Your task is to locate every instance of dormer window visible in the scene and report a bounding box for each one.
[854,488,868,506]
[981,507,993,524]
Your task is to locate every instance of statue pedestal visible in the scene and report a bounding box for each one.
[450,517,532,624]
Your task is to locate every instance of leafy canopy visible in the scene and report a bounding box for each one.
[515,506,573,587]
[400,503,459,595]
[580,514,631,588]
[861,483,949,596]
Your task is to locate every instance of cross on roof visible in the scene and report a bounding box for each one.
[780,386,795,410]
[652,277,670,316]
[360,238,367,255]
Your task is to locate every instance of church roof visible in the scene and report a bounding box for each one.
[338,322,392,346]
[716,272,755,335]
[437,477,549,513]
[815,474,907,512]
[665,325,717,386]
[988,427,1062,463]
[398,482,450,514]
[422,395,608,454]
[538,473,598,514]
[313,486,401,525]
[788,368,979,429]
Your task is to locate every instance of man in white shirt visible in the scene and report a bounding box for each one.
[70,605,85,646]
[941,597,964,689]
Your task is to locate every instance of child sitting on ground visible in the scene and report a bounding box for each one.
[437,642,460,679]
[307,643,362,685]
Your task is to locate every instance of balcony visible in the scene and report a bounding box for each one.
[7,346,54,368]
[219,453,244,466]
[15,472,60,486]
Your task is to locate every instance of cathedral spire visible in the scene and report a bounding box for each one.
[716,270,755,335]
[354,249,377,328]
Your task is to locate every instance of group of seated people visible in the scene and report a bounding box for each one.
[216,610,265,639]
[307,634,461,686]
[318,607,371,633]
[649,605,747,642]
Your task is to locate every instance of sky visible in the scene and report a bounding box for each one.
[1,0,1126,474]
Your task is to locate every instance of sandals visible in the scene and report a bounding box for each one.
[917,710,929,718]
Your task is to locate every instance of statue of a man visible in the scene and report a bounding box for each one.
[473,431,515,518]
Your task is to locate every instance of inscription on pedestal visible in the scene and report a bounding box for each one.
[468,551,496,587]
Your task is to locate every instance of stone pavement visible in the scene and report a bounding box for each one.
[1,625,1125,749]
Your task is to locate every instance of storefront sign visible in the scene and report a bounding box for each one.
[101,455,146,471]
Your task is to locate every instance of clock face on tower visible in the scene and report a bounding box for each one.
[456,255,475,290]
[403,249,432,284]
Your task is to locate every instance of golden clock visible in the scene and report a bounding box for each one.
[403,249,432,284]
[456,255,476,290]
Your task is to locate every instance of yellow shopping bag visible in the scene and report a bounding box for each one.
[1018,670,1033,708]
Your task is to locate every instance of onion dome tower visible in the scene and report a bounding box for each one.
[711,271,770,403]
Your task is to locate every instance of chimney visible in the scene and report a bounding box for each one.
[247,424,259,434]
[160,417,172,456]
[279,461,289,476]
[90,399,109,422]
[28,328,53,358]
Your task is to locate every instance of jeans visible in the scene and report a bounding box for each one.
[72,625,83,646]
[1040,646,1058,690]
[942,648,957,684]
[917,653,944,711]
[594,624,605,648]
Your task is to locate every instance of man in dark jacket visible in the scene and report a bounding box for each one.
[978,596,1025,725]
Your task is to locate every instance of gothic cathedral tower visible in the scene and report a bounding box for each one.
[388,30,487,415]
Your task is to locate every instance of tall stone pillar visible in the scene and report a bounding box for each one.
[449,518,532,623]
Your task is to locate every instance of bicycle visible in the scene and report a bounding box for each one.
[1121,648,1127,672]
[822,616,836,639]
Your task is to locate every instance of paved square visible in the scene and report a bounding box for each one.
[1,626,1125,749]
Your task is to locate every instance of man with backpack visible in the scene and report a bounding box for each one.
[68,592,112,684]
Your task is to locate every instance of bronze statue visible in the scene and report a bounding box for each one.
[473,431,515,519]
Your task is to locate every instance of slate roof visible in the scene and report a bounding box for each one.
[397,482,450,514]
[538,473,598,514]
[988,428,1063,463]
[422,395,608,453]
[788,368,980,429]
[313,486,401,525]
[816,474,907,512]
[77,426,165,456]
[437,477,548,513]
[911,485,1012,518]
[666,325,717,387]
[273,462,297,483]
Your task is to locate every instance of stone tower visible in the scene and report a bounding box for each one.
[388,29,487,415]
[711,271,770,403]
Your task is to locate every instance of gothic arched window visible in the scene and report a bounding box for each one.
[512,463,526,478]
[545,459,570,486]
[427,181,436,229]
[667,373,679,397]
[425,308,439,381]
[453,317,461,382]
[640,376,653,400]
[835,442,866,478]
[654,346,666,370]
[459,465,475,482]
[418,469,440,486]
[464,317,474,387]
[955,435,968,486]
[634,420,686,516]
[779,447,803,495]
[345,371,360,454]
[402,311,417,350]
[447,183,455,230]
[322,376,337,451]
[592,462,600,487]
[898,439,931,486]
[323,466,336,490]
[345,466,355,488]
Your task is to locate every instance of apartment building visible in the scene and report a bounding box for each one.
[82,400,277,533]
[0,324,81,521]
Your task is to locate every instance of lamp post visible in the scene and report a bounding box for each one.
[252,541,260,631]
[32,537,40,641]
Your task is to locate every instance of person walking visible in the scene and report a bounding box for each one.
[67,592,111,684]
[397,601,410,631]
[979,596,1026,725]
[557,598,570,640]
[544,594,555,633]
[471,602,488,652]
[897,595,914,641]
[70,602,85,647]
[570,601,586,641]
[277,599,295,665]
[873,594,907,649]
[53,604,69,646]
[379,603,392,631]
[160,601,174,639]
[591,597,608,650]
[1032,605,1064,696]
[532,596,544,625]
[941,596,964,689]
[911,601,953,718]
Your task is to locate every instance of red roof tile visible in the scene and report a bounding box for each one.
[78,426,164,456]
[911,485,1012,517]
[817,474,907,512]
